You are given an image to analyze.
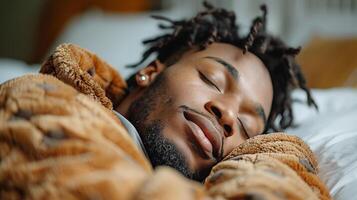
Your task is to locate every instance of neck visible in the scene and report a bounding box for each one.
[115,88,143,118]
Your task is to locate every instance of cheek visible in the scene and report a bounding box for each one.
[153,72,216,132]
[165,73,214,108]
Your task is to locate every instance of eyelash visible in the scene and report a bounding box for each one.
[237,117,250,138]
[199,70,250,138]
[199,71,221,92]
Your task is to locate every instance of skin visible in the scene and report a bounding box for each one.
[116,42,273,178]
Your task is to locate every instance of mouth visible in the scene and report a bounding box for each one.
[182,108,223,160]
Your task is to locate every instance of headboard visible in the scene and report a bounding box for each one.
[292,0,357,88]
[298,37,357,88]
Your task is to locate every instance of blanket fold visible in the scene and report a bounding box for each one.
[0,43,331,200]
[40,43,128,109]
[205,133,330,200]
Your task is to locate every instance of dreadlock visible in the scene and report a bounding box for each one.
[126,1,317,132]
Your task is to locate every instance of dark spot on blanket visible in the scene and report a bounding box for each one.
[10,109,33,121]
[245,193,266,200]
[43,129,67,147]
[230,155,258,164]
[36,82,56,91]
[74,79,81,87]
[207,171,225,184]
[230,156,244,161]
[0,183,26,200]
[87,67,96,76]
[231,193,266,200]
[299,158,316,173]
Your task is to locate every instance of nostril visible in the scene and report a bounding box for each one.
[211,106,222,118]
[223,124,232,136]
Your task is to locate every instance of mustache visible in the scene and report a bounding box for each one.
[179,105,224,161]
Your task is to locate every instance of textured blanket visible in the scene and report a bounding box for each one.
[0,44,330,200]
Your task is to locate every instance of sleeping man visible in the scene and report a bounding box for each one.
[115,3,317,181]
[1,2,329,200]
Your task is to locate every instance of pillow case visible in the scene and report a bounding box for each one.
[287,88,357,200]
[0,59,39,83]
[51,8,194,79]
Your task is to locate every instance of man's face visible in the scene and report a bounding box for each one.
[125,43,273,180]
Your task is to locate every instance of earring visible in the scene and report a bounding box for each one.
[139,75,147,81]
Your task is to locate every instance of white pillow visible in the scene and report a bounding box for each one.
[51,8,195,79]
[0,59,39,83]
[287,88,357,200]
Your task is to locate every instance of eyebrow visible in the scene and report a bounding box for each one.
[204,56,239,81]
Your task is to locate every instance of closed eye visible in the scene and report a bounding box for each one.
[199,71,221,92]
[237,117,250,138]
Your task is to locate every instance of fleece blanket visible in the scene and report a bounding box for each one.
[0,44,330,200]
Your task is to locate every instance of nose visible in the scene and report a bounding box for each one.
[205,100,237,137]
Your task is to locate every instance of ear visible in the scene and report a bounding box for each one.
[135,60,166,87]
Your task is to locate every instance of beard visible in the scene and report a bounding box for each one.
[126,74,207,181]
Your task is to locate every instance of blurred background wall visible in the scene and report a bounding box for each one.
[0,0,357,87]
[0,0,46,61]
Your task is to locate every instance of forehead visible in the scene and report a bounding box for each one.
[178,42,273,117]
[181,43,264,68]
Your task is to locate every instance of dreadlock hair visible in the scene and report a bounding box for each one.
[126,1,318,132]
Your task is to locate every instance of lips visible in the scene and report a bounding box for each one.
[183,109,223,160]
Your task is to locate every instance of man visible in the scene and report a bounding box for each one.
[114,3,316,180]
[1,2,326,200]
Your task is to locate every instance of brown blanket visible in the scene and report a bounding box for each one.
[0,44,330,200]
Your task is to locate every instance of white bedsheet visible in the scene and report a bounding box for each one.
[288,88,357,199]
[0,59,39,84]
